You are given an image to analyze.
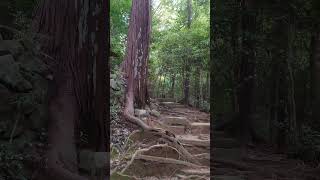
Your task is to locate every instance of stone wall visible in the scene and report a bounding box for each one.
[0,32,48,139]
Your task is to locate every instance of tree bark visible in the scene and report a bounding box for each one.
[236,0,257,144]
[184,62,191,105]
[121,0,199,165]
[171,73,176,98]
[122,0,151,111]
[33,0,109,179]
[195,66,201,108]
[33,0,88,179]
[183,0,192,105]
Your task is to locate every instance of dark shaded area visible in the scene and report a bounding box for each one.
[211,0,320,179]
[0,1,110,179]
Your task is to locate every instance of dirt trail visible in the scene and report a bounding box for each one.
[212,124,320,180]
[118,99,210,179]
[115,99,319,180]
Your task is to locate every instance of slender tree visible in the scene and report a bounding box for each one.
[183,0,192,105]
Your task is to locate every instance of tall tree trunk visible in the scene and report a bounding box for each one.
[122,0,151,112]
[183,0,192,105]
[232,1,242,113]
[171,73,176,98]
[270,9,289,152]
[33,0,89,179]
[286,18,297,146]
[184,61,190,105]
[33,0,109,179]
[236,0,257,144]
[195,66,201,108]
[121,0,199,164]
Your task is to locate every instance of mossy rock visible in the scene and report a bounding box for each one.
[111,146,120,160]
[0,54,32,92]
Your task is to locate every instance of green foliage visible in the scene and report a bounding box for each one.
[110,0,131,68]
[0,144,28,180]
[111,67,125,124]
[149,0,210,107]
[288,126,320,164]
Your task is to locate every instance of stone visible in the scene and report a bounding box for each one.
[79,150,109,171]
[134,109,149,117]
[0,40,24,57]
[162,116,190,126]
[167,126,185,135]
[177,134,210,147]
[0,84,15,113]
[150,109,160,117]
[150,103,158,110]
[0,54,32,92]
[22,73,48,102]
[110,78,118,90]
[190,122,210,135]
[17,54,47,74]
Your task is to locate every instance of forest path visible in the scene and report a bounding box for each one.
[116,99,318,180]
[212,126,319,180]
[119,98,210,179]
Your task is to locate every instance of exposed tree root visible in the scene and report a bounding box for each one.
[179,175,208,180]
[135,155,202,167]
[46,150,88,180]
[123,110,199,164]
[121,145,203,175]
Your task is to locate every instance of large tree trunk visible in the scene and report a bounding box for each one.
[33,0,109,179]
[122,0,198,164]
[47,75,86,180]
[122,0,151,111]
[236,0,257,144]
[92,0,109,152]
[269,7,290,152]
[33,0,88,179]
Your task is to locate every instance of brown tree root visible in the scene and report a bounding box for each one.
[121,146,203,175]
[45,150,88,180]
[179,175,208,180]
[135,154,203,167]
[124,111,199,164]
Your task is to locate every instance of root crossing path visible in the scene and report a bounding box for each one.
[117,99,319,180]
[120,99,210,179]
